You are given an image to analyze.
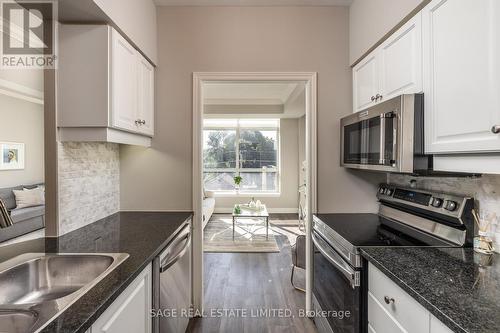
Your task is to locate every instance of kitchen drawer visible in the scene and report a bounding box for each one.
[368,292,406,333]
[430,314,454,333]
[368,263,429,333]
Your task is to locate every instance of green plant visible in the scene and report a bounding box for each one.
[233,175,242,186]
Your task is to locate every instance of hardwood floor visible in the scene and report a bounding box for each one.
[187,215,317,333]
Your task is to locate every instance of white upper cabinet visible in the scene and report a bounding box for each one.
[353,52,379,112]
[136,53,155,136]
[353,13,423,113]
[111,29,138,133]
[423,0,500,154]
[379,13,422,102]
[58,24,155,147]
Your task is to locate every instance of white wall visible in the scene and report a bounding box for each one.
[298,116,307,213]
[349,0,425,64]
[120,6,384,214]
[93,0,158,64]
[214,118,300,212]
[0,69,43,92]
[0,94,44,187]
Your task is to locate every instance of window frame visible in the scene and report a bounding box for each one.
[203,119,281,196]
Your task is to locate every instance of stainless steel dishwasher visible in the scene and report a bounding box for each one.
[153,219,192,333]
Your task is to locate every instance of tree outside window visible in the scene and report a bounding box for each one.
[203,119,279,193]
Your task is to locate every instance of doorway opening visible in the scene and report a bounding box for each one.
[192,73,317,326]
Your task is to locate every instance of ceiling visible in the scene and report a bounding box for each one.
[203,82,305,118]
[204,82,299,105]
[155,0,352,6]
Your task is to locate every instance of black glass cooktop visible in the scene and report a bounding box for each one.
[314,213,453,248]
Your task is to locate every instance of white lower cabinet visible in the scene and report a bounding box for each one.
[430,314,455,333]
[368,263,453,333]
[90,264,152,333]
[368,263,429,333]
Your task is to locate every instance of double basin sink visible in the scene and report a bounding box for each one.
[0,253,129,333]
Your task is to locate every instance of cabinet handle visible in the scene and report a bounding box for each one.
[371,96,376,101]
[376,94,382,101]
[384,296,395,304]
[140,119,146,125]
[135,119,146,125]
[492,125,500,134]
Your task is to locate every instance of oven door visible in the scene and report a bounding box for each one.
[312,230,363,333]
[341,110,397,171]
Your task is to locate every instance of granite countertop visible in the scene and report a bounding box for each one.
[361,247,500,333]
[0,211,192,333]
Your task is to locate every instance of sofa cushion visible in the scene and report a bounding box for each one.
[10,205,45,223]
[202,197,216,229]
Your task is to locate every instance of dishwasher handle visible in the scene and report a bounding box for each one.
[160,231,191,273]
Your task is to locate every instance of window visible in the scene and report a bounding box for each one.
[203,119,280,193]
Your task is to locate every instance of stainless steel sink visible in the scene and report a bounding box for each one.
[0,253,129,333]
[0,309,38,333]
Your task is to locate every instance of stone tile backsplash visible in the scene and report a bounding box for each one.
[58,142,120,235]
[388,174,500,253]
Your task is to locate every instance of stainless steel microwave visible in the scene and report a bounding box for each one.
[341,94,433,174]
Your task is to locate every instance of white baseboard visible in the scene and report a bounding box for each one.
[119,209,193,212]
[214,207,298,214]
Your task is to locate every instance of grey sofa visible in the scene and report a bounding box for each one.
[0,184,45,243]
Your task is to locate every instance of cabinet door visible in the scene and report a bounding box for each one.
[111,29,138,132]
[368,292,408,333]
[430,314,454,333]
[368,263,430,333]
[92,264,152,333]
[379,13,422,101]
[136,53,155,136]
[423,0,500,154]
[353,51,379,112]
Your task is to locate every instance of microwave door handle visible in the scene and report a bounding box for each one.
[312,232,360,288]
[392,112,397,165]
[361,120,368,163]
[379,115,386,165]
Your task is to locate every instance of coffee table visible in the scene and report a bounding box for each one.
[232,204,269,240]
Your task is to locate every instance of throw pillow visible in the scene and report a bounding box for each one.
[13,187,45,209]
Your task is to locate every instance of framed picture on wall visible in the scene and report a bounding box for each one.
[0,142,25,170]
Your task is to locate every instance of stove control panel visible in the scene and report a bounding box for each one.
[377,184,472,220]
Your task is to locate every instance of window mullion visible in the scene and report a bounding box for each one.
[236,121,240,175]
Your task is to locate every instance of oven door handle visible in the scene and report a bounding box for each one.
[312,231,360,288]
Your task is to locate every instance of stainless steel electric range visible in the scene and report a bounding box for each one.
[312,184,475,333]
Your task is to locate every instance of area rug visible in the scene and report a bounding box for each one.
[204,214,280,253]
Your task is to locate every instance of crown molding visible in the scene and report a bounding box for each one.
[155,0,352,6]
